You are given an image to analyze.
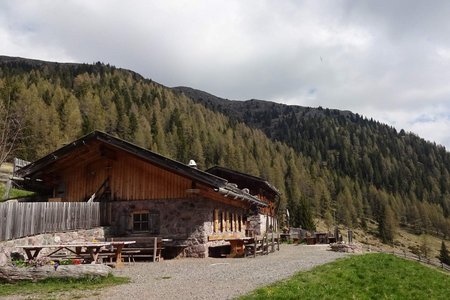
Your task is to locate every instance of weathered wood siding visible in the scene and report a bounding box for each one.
[60,148,193,202]
[62,157,108,202]
[0,202,100,241]
[110,152,192,200]
[45,143,249,210]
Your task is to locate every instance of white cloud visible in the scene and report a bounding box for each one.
[1,0,450,149]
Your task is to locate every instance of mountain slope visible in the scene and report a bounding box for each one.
[1,56,449,241]
[174,86,450,230]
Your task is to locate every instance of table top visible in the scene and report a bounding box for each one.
[106,241,136,245]
[16,241,136,249]
[224,237,253,241]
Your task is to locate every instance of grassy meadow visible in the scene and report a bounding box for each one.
[0,163,34,201]
[0,275,129,298]
[0,182,34,201]
[241,253,450,300]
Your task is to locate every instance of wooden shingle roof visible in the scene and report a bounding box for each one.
[17,131,267,207]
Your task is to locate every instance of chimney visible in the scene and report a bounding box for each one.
[188,159,198,169]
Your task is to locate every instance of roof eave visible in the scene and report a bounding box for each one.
[15,131,229,190]
[216,187,268,207]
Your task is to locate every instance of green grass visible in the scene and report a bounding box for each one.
[0,182,35,201]
[0,274,129,298]
[240,253,450,300]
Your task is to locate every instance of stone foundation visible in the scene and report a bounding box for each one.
[0,198,266,261]
[109,198,246,258]
[0,227,108,266]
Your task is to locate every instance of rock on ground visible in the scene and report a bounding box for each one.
[0,264,112,283]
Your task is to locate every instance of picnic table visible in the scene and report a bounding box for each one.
[108,241,136,267]
[16,241,135,267]
[225,237,252,258]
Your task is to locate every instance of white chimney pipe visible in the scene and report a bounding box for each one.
[188,159,197,169]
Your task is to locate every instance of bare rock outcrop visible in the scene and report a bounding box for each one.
[329,242,364,253]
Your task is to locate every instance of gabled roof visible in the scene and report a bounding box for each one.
[206,166,281,196]
[17,131,267,207]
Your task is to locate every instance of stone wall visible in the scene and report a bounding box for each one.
[247,214,278,236]
[0,227,108,266]
[109,198,246,258]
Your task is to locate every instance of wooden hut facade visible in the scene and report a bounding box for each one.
[15,131,274,258]
[206,166,280,236]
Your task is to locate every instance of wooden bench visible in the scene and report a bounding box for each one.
[48,252,96,263]
[120,248,162,262]
[107,237,163,262]
[99,249,141,264]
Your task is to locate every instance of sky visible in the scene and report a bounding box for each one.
[1,0,450,149]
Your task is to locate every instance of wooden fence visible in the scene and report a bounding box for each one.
[0,201,100,241]
[367,245,450,272]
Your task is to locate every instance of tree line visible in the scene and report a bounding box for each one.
[1,58,450,243]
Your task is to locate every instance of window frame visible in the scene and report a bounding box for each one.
[131,210,160,234]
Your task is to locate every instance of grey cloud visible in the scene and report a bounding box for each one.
[1,0,450,148]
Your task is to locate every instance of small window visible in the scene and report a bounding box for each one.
[133,213,148,231]
[132,210,160,234]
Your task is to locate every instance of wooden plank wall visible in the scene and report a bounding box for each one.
[61,150,193,202]
[0,202,100,241]
[110,152,192,200]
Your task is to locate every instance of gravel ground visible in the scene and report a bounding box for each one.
[92,244,348,300]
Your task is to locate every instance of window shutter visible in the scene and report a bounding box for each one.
[232,213,236,232]
[213,209,219,233]
[221,211,225,232]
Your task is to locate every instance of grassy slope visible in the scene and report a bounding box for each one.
[0,183,35,201]
[241,253,450,300]
[0,163,34,201]
[315,219,448,261]
[0,275,129,298]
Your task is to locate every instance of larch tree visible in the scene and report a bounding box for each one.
[0,87,23,166]
[379,203,397,243]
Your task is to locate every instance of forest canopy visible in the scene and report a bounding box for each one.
[1,57,450,242]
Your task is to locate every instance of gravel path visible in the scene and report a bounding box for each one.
[94,244,348,300]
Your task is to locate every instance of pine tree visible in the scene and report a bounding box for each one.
[438,240,450,266]
[294,198,316,231]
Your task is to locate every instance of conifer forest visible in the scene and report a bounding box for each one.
[1,56,450,243]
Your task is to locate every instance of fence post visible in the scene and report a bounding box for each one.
[253,232,257,258]
[277,232,280,251]
[271,232,274,253]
